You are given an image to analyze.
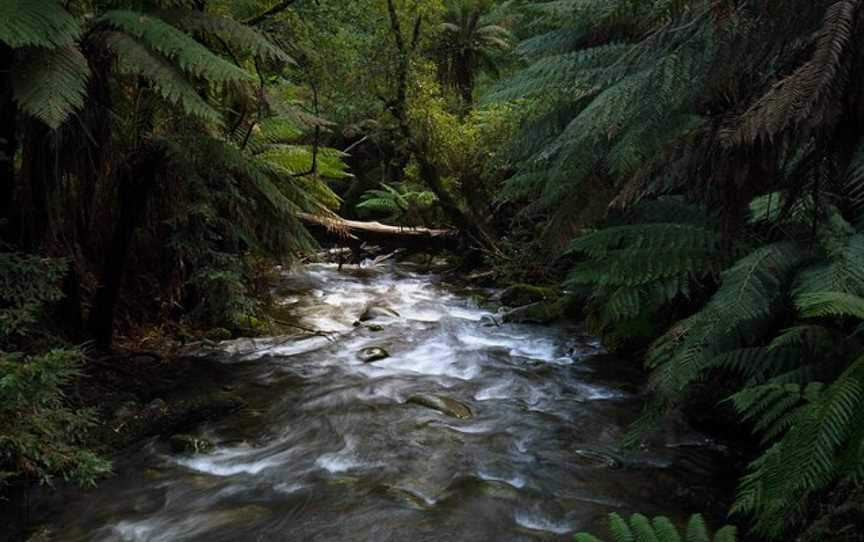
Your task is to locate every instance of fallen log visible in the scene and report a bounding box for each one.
[299,212,458,251]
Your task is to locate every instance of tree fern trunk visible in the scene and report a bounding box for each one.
[0,43,17,245]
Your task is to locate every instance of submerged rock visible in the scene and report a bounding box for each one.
[407,394,473,419]
[169,434,215,454]
[358,347,390,363]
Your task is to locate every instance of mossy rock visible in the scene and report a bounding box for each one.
[500,284,558,308]
[503,300,564,325]
[169,434,215,454]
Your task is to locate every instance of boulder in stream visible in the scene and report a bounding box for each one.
[358,347,390,363]
[407,394,473,419]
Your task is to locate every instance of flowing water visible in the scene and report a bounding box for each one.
[25,263,733,541]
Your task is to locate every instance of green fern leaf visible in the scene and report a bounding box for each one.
[98,10,251,83]
[105,32,221,123]
[13,46,90,129]
[685,515,709,542]
[173,11,294,65]
[0,0,80,48]
[796,291,864,319]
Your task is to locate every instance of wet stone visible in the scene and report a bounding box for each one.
[358,347,390,363]
[407,394,474,419]
[169,434,215,454]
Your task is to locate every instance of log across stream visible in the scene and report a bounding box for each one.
[27,262,735,541]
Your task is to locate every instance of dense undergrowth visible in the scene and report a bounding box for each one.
[3,0,864,540]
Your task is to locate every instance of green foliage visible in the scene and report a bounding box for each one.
[0,349,110,486]
[574,513,737,542]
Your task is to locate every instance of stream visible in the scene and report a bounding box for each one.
[25,262,733,541]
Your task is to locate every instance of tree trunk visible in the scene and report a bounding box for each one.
[0,43,17,245]
[88,150,161,350]
[19,121,56,251]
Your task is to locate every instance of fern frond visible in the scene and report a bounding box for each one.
[256,145,351,180]
[13,46,89,129]
[98,10,251,83]
[648,242,807,400]
[796,291,864,319]
[0,0,80,48]
[733,356,864,536]
[105,32,221,123]
[727,0,862,145]
[172,11,294,65]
